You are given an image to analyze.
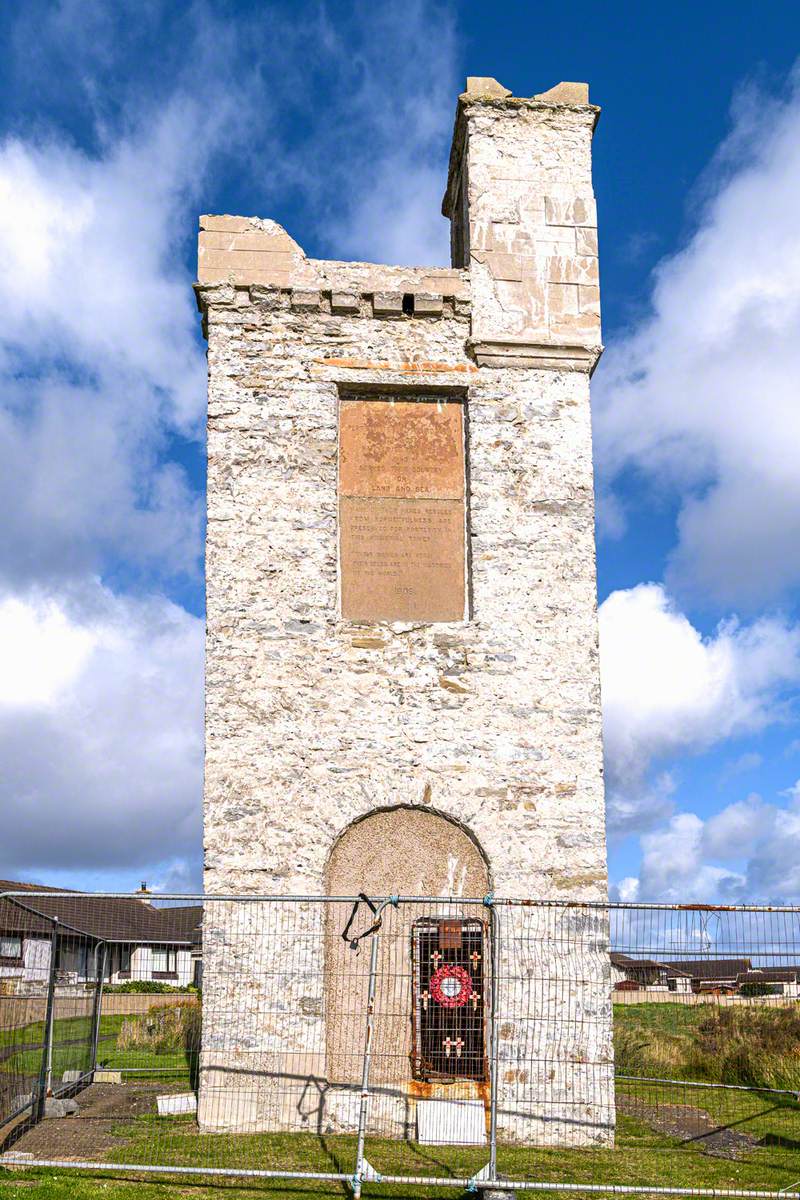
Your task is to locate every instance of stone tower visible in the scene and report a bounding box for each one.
[197,78,612,1148]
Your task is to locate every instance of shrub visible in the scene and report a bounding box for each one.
[105,980,199,994]
[117,1002,201,1056]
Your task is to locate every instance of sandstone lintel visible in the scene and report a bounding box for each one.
[468,337,603,374]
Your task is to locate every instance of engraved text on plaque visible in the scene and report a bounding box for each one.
[339,397,466,622]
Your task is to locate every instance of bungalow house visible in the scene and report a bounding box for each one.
[0,880,202,992]
[736,968,800,998]
[610,952,693,993]
[665,958,752,993]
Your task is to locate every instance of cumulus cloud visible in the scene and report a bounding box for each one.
[0,582,203,880]
[594,68,800,607]
[623,790,800,904]
[0,89,230,590]
[0,0,463,886]
[600,583,800,834]
[312,4,458,266]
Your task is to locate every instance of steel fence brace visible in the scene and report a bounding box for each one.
[90,941,107,1077]
[351,895,397,1197]
[35,917,59,1121]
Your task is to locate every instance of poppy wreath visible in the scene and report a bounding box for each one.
[429,964,473,1008]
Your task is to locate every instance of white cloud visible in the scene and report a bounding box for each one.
[0,105,218,590]
[635,813,744,903]
[0,125,206,429]
[594,69,800,607]
[622,789,800,904]
[275,2,459,267]
[600,583,800,833]
[0,1,464,886]
[0,582,203,877]
[0,596,93,706]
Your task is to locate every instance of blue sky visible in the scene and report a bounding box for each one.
[1,0,800,899]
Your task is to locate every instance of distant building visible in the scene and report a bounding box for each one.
[665,959,752,993]
[0,879,202,991]
[610,953,692,993]
[736,968,800,998]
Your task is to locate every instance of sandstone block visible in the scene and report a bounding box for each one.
[466,76,511,98]
[331,291,361,313]
[199,249,294,271]
[534,81,590,105]
[421,273,468,297]
[200,267,291,287]
[200,214,255,232]
[372,292,404,315]
[413,293,444,315]
[544,196,598,228]
[486,253,523,282]
[576,227,599,256]
[291,290,321,310]
[579,284,601,315]
[548,282,580,315]
[200,230,297,252]
[547,256,599,285]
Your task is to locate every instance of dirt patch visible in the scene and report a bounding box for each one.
[619,1094,759,1159]
[3,1080,189,1161]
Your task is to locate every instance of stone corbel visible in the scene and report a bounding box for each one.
[467,337,603,375]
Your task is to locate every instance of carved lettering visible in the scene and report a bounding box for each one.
[339,396,466,622]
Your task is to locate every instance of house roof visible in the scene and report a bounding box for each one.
[666,958,752,980]
[610,952,692,977]
[0,880,202,946]
[737,968,799,985]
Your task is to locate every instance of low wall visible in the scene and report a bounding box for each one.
[614,991,798,1006]
[0,991,191,1031]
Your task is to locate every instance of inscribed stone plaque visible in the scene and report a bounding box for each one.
[339,396,466,623]
[339,399,464,499]
[340,498,465,622]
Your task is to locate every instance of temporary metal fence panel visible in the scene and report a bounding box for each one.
[1,891,800,1199]
[0,894,99,1136]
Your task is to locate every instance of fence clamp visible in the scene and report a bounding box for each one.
[341,893,383,953]
[467,1161,493,1191]
[482,892,495,907]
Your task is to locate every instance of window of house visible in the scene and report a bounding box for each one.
[0,936,22,959]
[55,937,90,978]
[112,945,132,979]
[411,917,487,1082]
[152,946,177,976]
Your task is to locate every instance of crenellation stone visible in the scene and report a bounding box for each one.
[412,293,444,315]
[330,291,361,313]
[372,291,404,315]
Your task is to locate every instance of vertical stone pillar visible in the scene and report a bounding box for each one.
[443,78,613,1147]
[443,77,601,373]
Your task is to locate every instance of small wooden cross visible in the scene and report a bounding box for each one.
[470,992,480,1011]
[443,1037,464,1059]
[470,950,481,969]
[430,951,442,967]
[421,989,430,1011]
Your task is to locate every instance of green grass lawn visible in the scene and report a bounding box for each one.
[5,1096,800,1199]
[1,1013,193,1082]
[4,1003,800,1197]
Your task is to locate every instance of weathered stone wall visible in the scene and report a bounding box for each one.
[198,77,613,1147]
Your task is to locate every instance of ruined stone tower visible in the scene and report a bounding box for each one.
[197,78,613,1149]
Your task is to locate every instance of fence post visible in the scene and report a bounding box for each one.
[352,899,390,1199]
[90,942,107,1076]
[487,901,501,1184]
[36,917,59,1120]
